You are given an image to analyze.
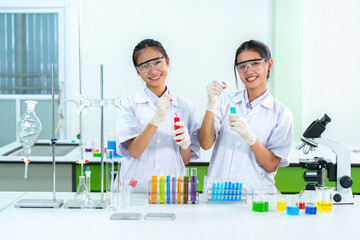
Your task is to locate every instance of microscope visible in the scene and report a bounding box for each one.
[296,114,354,204]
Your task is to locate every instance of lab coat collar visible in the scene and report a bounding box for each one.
[231,89,274,110]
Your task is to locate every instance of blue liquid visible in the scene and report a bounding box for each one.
[305,205,317,215]
[286,206,299,215]
[230,107,236,114]
[166,176,170,204]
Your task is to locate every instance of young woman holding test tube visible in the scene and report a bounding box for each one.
[200,40,293,194]
[116,39,200,192]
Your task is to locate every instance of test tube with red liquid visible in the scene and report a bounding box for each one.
[174,114,181,142]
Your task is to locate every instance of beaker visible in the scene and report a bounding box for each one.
[298,194,305,210]
[316,187,333,212]
[305,194,317,215]
[276,195,287,211]
[286,195,299,215]
[252,188,269,212]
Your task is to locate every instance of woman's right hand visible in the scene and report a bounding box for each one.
[206,80,226,113]
[150,94,173,127]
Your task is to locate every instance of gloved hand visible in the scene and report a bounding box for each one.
[150,94,173,128]
[173,121,191,149]
[228,114,257,145]
[206,80,226,113]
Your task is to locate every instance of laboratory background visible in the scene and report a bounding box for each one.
[0,0,360,239]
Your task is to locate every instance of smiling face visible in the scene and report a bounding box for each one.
[236,50,273,92]
[135,47,169,96]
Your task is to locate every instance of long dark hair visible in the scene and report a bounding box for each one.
[132,39,168,67]
[234,40,272,89]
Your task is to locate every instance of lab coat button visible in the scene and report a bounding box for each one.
[231,167,235,171]
[156,139,161,144]
[156,164,160,169]
[236,141,241,146]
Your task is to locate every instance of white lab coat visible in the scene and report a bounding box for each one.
[116,88,200,192]
[203,90,293,194]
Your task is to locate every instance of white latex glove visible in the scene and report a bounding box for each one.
[173,121,191,149]
[206,80,226,113]
[150,94,173,128]
[228,114,257,145]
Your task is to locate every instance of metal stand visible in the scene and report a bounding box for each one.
[15,64,63,208]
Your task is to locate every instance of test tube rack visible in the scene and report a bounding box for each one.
[148,178,199,204]
[206,181,247,204]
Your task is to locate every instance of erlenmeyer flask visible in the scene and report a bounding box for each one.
[75,176,87,200]
[17,100,42,178]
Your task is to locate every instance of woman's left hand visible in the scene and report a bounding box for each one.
[173,121,191,149]
[228,114,257,145]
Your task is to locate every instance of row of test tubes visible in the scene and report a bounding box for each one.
[207,179,246,203]
[149,168,199,204]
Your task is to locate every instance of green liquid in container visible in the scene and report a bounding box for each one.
[252,201,269,212]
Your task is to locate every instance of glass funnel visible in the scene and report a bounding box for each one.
[17,100,42,178]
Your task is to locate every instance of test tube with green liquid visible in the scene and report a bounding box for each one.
[159,168,165,204]
[183,168,189,204]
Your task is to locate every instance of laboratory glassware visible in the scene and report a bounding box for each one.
[174,115,181,142]
[183,168,189,204]
[159,168,165,204]
[286,195,300,215]
[276,195,287,211]
[17,100,42,179]
[177,168,182,203]
[15,64,63,208]
[151,168,158,204]
[171,169,176,204]
[106,149,115,208]
[316,187,333,212]
[298,194,305,210]
[252,188,269,212]
[305,194,317,215]
[191,168,197,203]
[166,169,171,204]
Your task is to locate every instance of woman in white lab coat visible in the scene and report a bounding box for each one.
[200,40,293,194]
[116,39,200,192]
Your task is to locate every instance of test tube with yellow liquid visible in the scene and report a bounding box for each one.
[159,168,165,204]
[316,187,333,212]
[177,169,182,204]
[183,168,189,204]
[150,168,158,204]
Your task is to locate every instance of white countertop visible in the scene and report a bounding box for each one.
[0,192,359,240]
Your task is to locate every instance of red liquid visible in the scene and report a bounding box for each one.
[298,202,305,210]
[174,117,181,142]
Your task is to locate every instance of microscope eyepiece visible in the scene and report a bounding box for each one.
[303,114,331,139]
[320,114,331,127]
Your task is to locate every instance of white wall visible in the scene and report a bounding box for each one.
[66,0,273,158]
[303,0,360,150]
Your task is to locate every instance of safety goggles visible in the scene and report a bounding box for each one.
[136,56,166,74]
[235,58,266,73]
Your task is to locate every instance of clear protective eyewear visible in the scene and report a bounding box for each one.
[136,56,166,74]
[235,58,266,73]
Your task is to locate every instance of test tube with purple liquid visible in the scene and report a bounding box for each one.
[191,168,197,204]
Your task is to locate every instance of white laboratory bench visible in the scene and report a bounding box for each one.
[0,192,358,240]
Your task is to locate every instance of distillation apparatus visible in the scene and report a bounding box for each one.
[296,114,354,204]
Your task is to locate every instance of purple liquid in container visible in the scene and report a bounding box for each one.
[191,176,197,203]
[172,177,176,204]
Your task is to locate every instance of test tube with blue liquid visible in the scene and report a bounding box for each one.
[166,169,171,204]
